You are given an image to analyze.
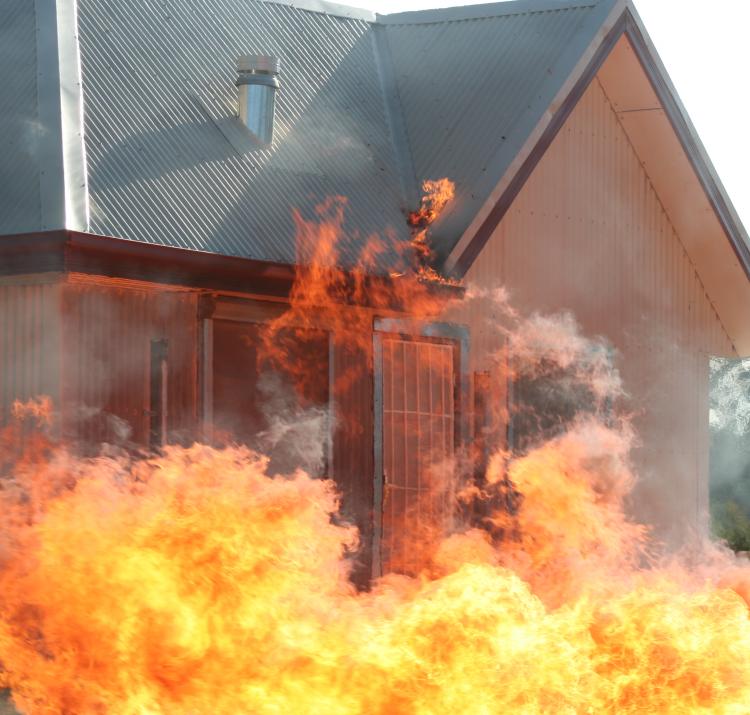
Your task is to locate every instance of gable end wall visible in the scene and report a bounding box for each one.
[460,77,734,543]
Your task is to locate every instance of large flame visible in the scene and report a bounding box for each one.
[1,409,750,714]
[2,190,750,713]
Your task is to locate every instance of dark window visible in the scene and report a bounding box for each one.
[509,352,614,454]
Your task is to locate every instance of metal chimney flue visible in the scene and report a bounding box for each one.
[236,55,280,146]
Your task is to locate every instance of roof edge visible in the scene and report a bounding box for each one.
[0,232,464,306]
[0,231,296,297]
[377,0,598,25]
[621,4,750,281]
[444,0,625,275]
[257,0,601,25]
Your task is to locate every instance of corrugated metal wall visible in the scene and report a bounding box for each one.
[457,77,734,543]
[61,280,199,447]
[0,281,61,423]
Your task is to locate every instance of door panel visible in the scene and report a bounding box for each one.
[379,337,455,575]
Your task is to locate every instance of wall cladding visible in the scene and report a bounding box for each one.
[61,280,199,447]
[459,77,733,542]
[0,281,61,423]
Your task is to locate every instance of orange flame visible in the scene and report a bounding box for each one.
[259,195,461,399]
[10,397,52,426]
[1,414,750,713]
[407,178,457,236]
[2,196,750,713]
[407,178,460,286]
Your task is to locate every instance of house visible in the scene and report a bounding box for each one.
[1,0,749,580]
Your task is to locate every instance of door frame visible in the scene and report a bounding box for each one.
[371,318,470,578]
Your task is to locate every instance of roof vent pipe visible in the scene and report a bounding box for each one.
[236,55,280,145]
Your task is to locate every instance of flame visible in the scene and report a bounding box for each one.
[10,397,52,426]
[259,195,461,398]
[2,194,750,713]
[407,178,461,286]
[1,412,750,713]
[407,178,456,235]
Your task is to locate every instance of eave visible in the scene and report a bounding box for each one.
[0,231,463,308]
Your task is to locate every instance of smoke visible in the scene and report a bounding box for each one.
[710,357,750,436]
[255,371,330,476]
[709,357,750,550]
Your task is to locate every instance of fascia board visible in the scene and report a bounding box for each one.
[621,4,750,281]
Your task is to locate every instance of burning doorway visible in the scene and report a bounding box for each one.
[373,320,469,576]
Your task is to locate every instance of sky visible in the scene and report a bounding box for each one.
[365,0,750,231]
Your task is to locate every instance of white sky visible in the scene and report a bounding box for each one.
[366,0,750,231]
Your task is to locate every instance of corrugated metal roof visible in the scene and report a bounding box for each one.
[5,0,746,290]
[74,0,612,270]
[78,0,411,269]
[382,1,609,259]
[0,0,41,234]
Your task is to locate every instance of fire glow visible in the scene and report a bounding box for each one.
[1,186,750,714]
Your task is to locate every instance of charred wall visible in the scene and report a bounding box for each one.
[332,338,375,583]
[205,299,376,583]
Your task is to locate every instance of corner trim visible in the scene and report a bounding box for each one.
[34,0,66,230]
[33,0,88,231]
[57,0,89,231]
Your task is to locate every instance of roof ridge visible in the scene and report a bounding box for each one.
[258,0,376,22]
[257,0,600,25]
[377,0,599,25]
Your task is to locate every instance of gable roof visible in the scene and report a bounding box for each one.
[378,0,618,261]
[1,0,748,347]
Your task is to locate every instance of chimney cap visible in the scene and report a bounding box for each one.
[236,54,281,75]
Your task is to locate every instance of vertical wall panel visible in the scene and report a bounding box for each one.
[61,280,198,447]
[0,281,61,424]
[458,77,734,544]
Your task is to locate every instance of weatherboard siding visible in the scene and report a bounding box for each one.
[459,77,734,543]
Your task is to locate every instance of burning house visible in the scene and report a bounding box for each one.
[2,0,750,579]
[4,0,750,711]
